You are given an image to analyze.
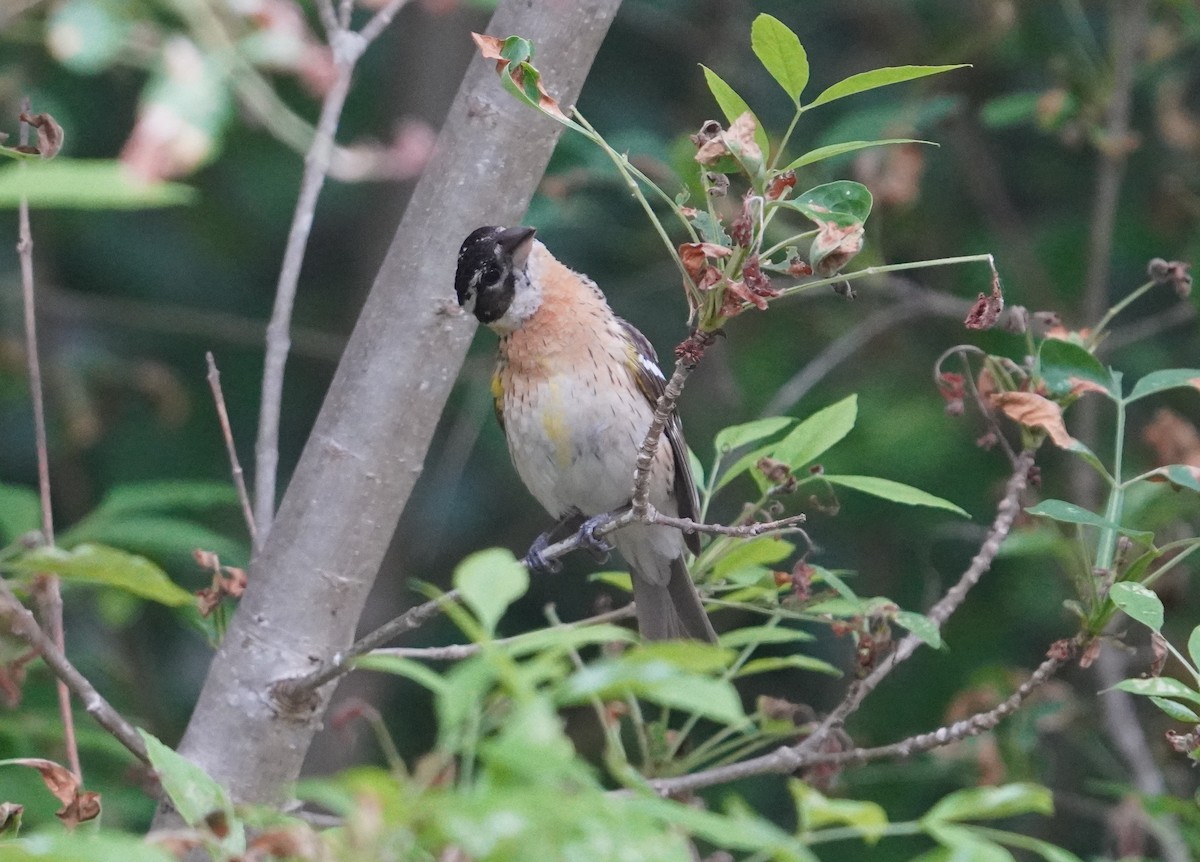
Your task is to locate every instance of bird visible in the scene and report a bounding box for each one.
[454,225,717,642]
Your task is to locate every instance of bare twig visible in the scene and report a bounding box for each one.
[649,634,1079,796]
[368,606,638,662]
[797,448,1036,756]
[254,2,413,546]
[206,353,256,544]
[0,579,148,765]
[16,102,80,782]
[632,330,718,516]
[275,590,462,700]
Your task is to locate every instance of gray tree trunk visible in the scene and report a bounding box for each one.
[165,0,622,809]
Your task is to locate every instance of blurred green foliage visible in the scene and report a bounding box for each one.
[0,0,1198,858]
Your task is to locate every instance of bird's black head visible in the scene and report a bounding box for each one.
[455,225,537,325]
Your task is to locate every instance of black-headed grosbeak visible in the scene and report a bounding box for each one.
[455,225,717,642]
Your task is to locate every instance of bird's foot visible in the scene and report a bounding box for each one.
[577,513,615,563]
[523,531,562,574]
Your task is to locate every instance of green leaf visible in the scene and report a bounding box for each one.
[806,64,970,110]
[1138,464,1200,493]
[3,833,177,862]
[1036,339,1117,399]
[924,824,1017,862]
[788,181,873,227]
[561,655,746,725]
[783,138,932,171]
[138,730,242,849]
[792,781,888,842]
[709,535,795,581]
[750,14,809,101]
[1109,581,1164,632]
[1189,625,1200,670]
[626,640,734,673]
[811,566,861,603]
[354,654,448,692]
[60,515,247,568]
[1111,677,1200,707]
[735,655,841,677]
[453,548,528,635]
[925,782,1053,823]
[719,625,814,649]
[0,160,195,209]
[771,394,858,469]
[633,795,818,861]
[0,484,41,544]
[894,610,944,648]
[4,544,193,606]
[1126,369,1200,403]
[823,475,969,516]
[699,65,771,156]
[498,623,639,657]
[1149,696,1200,723]
[1024,500,1154,545]
[90,481,239,517]
[714,416,794,455]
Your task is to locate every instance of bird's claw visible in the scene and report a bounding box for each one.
[523,532,562,574]
[577,513,614,563]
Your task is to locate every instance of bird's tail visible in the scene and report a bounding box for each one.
[631,556,717,643]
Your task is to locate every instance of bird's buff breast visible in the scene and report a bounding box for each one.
[499,365,655,519]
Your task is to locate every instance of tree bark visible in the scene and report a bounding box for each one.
[165,0,622,809]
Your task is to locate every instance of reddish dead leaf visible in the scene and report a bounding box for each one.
[1148,257,1193,298]
[766,170,796,200]
[690,119,727,164]
[1151,632,1168,677]
[742,254,778,302]
[756,456,796,490]
[147,830,209,856]
[787,257,813,277]
[247,825,320,860]
[678,241,730,291]
[729,197,753,247]
[1068,376,1111,397]
[725,111,762,163]
[469,32,567,121]
[937,372,966,416]
[809,221,864,277]
[8,758,78,807]
[721,279,767,314]
[194,552,248,617]
[990,391,1074,447]
[1142,408,1200,467]
[471,32,507,65]
[1077,639,1100,668]
[18,111,64,159]
[57,790,101,829]
[964,283,1005,330]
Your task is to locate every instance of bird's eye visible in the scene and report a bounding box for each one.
[480,262,504,287]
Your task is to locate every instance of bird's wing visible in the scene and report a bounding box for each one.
[616,318,702,554]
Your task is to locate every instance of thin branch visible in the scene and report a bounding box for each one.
[16,102,80,782]
[254,57,358,547]
[367,606,638,662]
[274,590,462,701]
[649,634,1079,796]
[253,2,413,548]
[797,448,1036,756]
[280,506,805,696]
[0,579,148,765]
[206,353,257,545]
[632,330,718,516]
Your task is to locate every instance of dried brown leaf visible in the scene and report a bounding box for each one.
[990,391,1074,447]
